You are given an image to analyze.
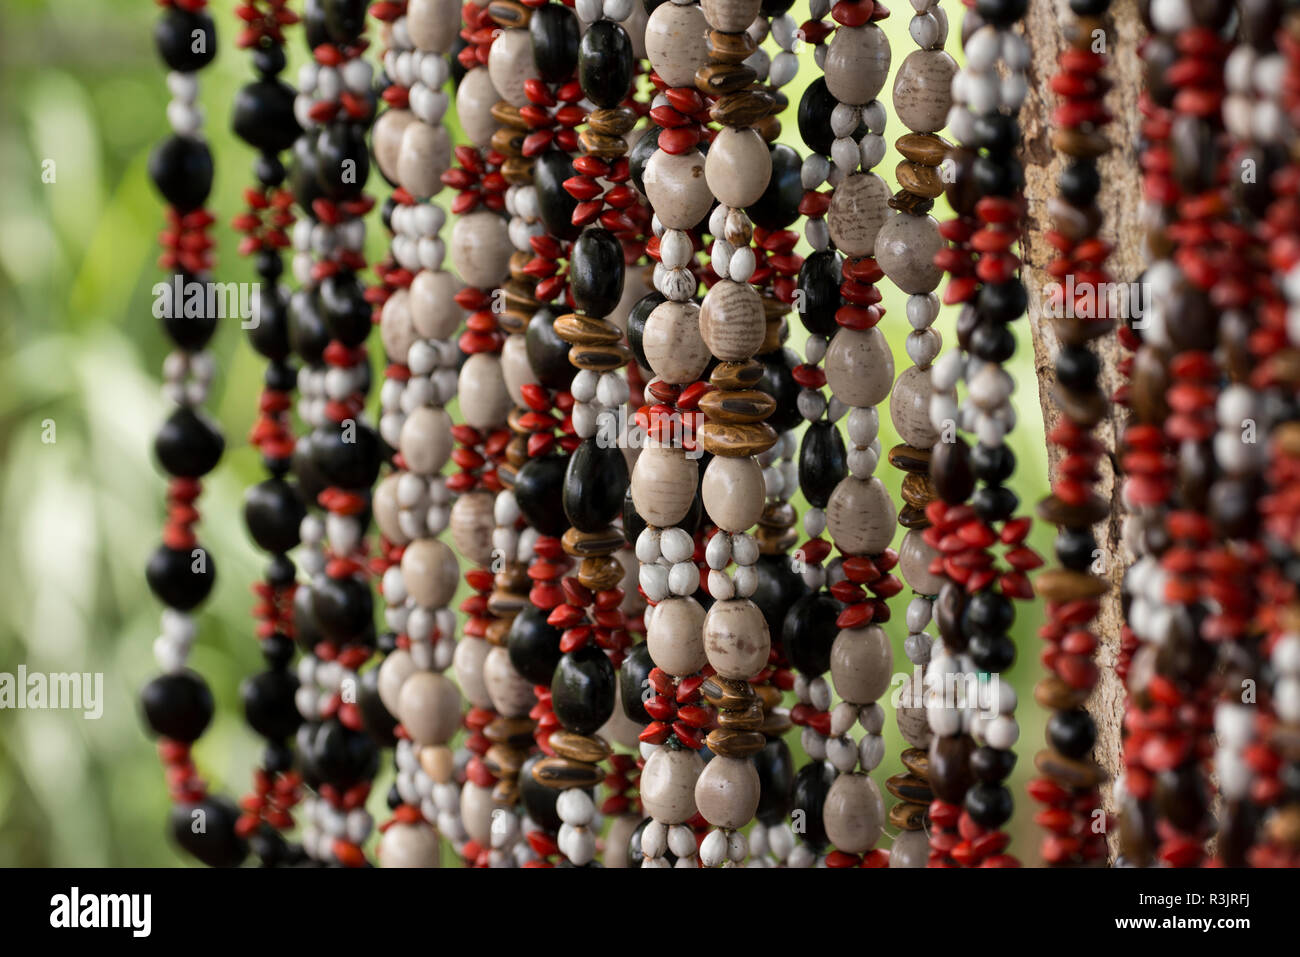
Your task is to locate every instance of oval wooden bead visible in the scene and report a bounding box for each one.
[824,326,894,408]
[824,24,891,106]
[379,822,441,868]
[631,444,699,527]
[828,172,891,258]
[641,746,704,824]
[694,754,761,829]
[453,635,494,709]
[380,287,417,365]
[889,364,940,448]
[827,476,896,556]
[702,454,765,532]
[830,624,893,705]
[699,280,766,362]
[398,119,451,200]
[704,126,772,209]
[457,67,500,148]
[410,269,463,340]
[874,212,943,295]
[408,0,462,53]
[823,772,885,853]
[644,148,713,230]
[488,27,538,108]
[701,0,762,33]
[460,781,500,844]
[703,598,770,679]
[645,1,710,89]
[398,670,463,746]
[399,405,454,475]
[890,827,930,867]
[647,596,708,677]
[372,108,414,186]
[501,332,538,407]
[892,49,957,134]
[400,537,460,608]
[644,300,710,383]
[484,645,536,718]
[458,352,511,430]
[452,210,512,289]
[451,489,497,565]
[697,388,775,424]
[373,473,407,544]
[898,528,944,595]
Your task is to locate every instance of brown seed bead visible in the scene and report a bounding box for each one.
[885,772,932,804]
[708,29,757,64]
[711,90,775,127]
[706,728,767,758]
[889,444,932,473]
[486,0,529,27]
[484,743,524,779]
[710,358,765,390]
[1035,568,1108,602]
[701,677,751,710]
[490,100,527,131]
[562,526,625,557]
[1035,749,1105,789]
[896,132,950,166]
[588,107,638,137]
[697,421,779,457]
[568,343,632,372]
[889,801,929,831]
[556,312,623,345]
[549,730,612,764]
[697,388,776,424]
[900,472,936,508]
[491,126,526,158]
[1036,493,1109,527]
[901,747,929,779]
[1035,676,1090,712]
[896,161,945,198]
[695,62,757,97]
[532,756,604,789]
[578,129,629,159]
[578,555,625,591]
[716,700,765,730]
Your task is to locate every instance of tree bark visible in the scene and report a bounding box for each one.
[1021,0,1145,861]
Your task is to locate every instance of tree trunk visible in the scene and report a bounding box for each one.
[1021,0,1145,861]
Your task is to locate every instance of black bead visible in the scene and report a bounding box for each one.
[520,753,565,832]
[628,125,661,197]
[357,665,399,747]
[627,291,666,371]
[972,483,1019,523]
[965,782,1014,828]
[1057,345,1099,391]
[526,307,577,391]
[321,0,368,43]
[1055,527,1097,572]
[244,477,306,554]
[750,551,809,642]
[934,580,967,650]
[972,153,1023,197]
[619,641,655,725]
[169,796,248,868]
[931,436,975,504]
[563,438,629,532]
[1048,708,1096,760]
[293,580,324,654]
[233,78,301,154]
[533,150,581,242]
[262,630,295,668]
[158,273,218,351]
[155,406,225,478]
[782,592,841,677]
[154,8,218,72]
[1068,0,1109,13]
[977,279,1027,322]
[1058,160,1100,206]
[241,668,302,740]
[253,43,287,78]
[972,442,1016,484]
[795,248,843,337]
[513,454,569,537]
[754,737,796,826]
[288,288,330,363]
[798,77,841,156]
[255,152,286,189]
[147,543,216,610]
[551,645,617,735]
[308,716,380,789]
[970,744,1016,783]
[623,485,646,547]
[318,270,372,347]
[314,123,370,201]
[569,228,625,317]
[970,321,1015,363]
[507,604,564,686]
[798,421,847,509]
[310,420,382,489]
[265,359,297,394]
[141,670,214,742]
[310,573,375,643]
[791,760,836,851]
[747,143,803,231]
[578,20,634,108]
[965,590,1014,636]
[149,135,214,212]
[761,0,797,13]
[971,114,1019,153]
[757,347,801,433]
[531,4,581,84]
[968,632,1015,673]
[292,435,330,517]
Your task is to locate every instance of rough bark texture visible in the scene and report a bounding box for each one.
[1021,0,1145,860]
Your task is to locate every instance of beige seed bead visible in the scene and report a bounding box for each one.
[830,624,893,704]
[701,0,762,33]
[380,288,417,365]
[487,28,538,109]
[644,301,710,383]
[874,213,943,295]
[460,781,500,844]
[631,444,699,528]
[640,746,704,825]
[644,148,712,230]
[377,647,417,716]
[450,489,496,565]
[824,24,891,105]
[647,596,708,677]
[703,598,770,680]
[824,326,894,408]
[372,108,414,186]
[897,672,933,750]
[451,210,512,289]
[456,67,499,147]
[501,332,538,407]
[890,364,940,448]
[484,645,536,718]
[453,634,494,709]
[694,754,761,830]
[699,280,765,363]
[398,120,451,200]
[823,772,885,853]
[398,670,463,746]
[702,454,766,533]
[828,172,891,257]
[645,2,710,89]
[458,351,511,430]
[407,0,461,53]
[379,822,441,868]
[827,476,896,556]
[373,473,408,544]
[898,528,944,595]
[890,827,930,868]
[419,744,455,783]
[410,269,463,340]
[704,127,772,209]
[399,405,454,475]
[892,49,957,134]
[400,537,460,609]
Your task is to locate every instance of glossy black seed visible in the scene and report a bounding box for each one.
[170,796,247,868]
[972,442,1016,484]
[747,143,803,231]
[971,114,1019,153]
[531,3,581,83]
[292,435,330,516]
[750,552,809,642]
[978,279,1027,322]
[308,716,380,789]
[1058,160,1100,206]
[551,645,616,735]
[241,668,301,741]
[1057,345,1099,391]
[628,124,661,197]
[965,782,1013,828]
[931,436,975,504]
[796,248,843,337]
[570,228,625,317]
[149,135,214,212]
[147,543,216,611]
[310,573,374,643]
[973,153,1023,197]
[526,307,576,391]
[623,485,646,547]
[288,288,330,363]
[782,592,841,677]
[520,753,565,832]
[1048,708,1096,761]
[507,604,564,685]
[1154,765,1208,832]
[155,406,225,478]
[1211,476,1261,540]
[968,632,1015,673]
[262,630,295,667]
[944,146,979,217]
[250,288,292,360]
[233,78,301,154]
[244,477,306,554]
[627,292,665,371]
[293,579,324,654]
[289,133,324,211]
[1069,0,1108,13]
[799,421,847,509]
[972,483,1019,523]
[159,273,218,351]
[757,347,802,433]
[1055,527,1097,572]
[970,321,1015,363]
[619,641,655,725]
[357,664,399,747]
[971,744,1016,783]
[791,760,836,851]
[798,77,841,156]
[322,0,368,43]
[513,454,569,537]
[761,0,797,13]
[314,123,370,201]
[965,590,1014,636]
[579,20,634,108]
[310,421,382,489]
[253,44,287,78]
[533,150,581,242]
[141,670,214,742]
[754,737,796,826]
[563,437,629,532]
[318,270,371,347]
[256,152,287,189]
[154,8,218,72]
[934,580,967,649]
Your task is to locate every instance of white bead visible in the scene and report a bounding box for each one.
[660,229,693,269]
[770,50,799,88]
[831,137,860,175]
[801,726,827,759]
[1150,0,1192,33]
[669,561,700,596]
[1000,72,1028,110]
[803,507,827,538]
[572,402,597,438]
[667,824,697,858]
[787,843,817,868]
[729,245,756,283]
[805,217,830,251]
[965,26,1000,71]
[727,829,748,862]
[859,134,886,171]
[700,828,729,867]
[639,563,669,602]
[1273,634,1300,675]
[732,564,757,598]
[559,823,597,865]
[705,531,732,570]
[660,526,695,564]
[909,12,940,48]
[641,819,668,857]
[801,153,831,189]
[571,369,598,402]
[809,676,832,712]
[831,103,859,137]
[597,372,629,407]
[985,715,1019,750]
[605,0,633,20]
[558,788,595,826]
[797,389,827,421]
[636,526,663,564]
[826,735,858,772]
[575,0,603,21]
[708,569,735,600]
[847,405,879,445]
[859,733,885,771]
[861,100,887,133]
[730,533,758,566]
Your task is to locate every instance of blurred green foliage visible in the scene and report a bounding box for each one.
[0,0,1050,866]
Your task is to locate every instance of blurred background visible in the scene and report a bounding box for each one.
[0,0,1050,866]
